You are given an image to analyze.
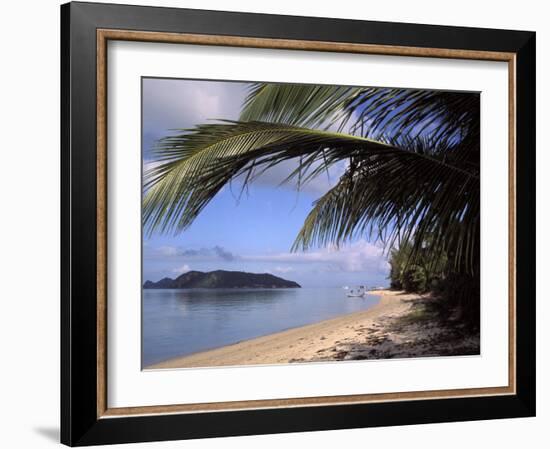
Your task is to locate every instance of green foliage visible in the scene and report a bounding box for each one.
[435,272,480,329]
[402,265,428,293]
[389,240,411,289]
[389,237,479,328]
[388,239,447,293]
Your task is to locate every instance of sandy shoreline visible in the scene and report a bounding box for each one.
[147,289,480,369]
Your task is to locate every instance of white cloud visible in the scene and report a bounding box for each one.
[143,79,245,133]
[157,246,178,257]
[172,264,191,274]
[142,78,247,161]
[145,245,237,262]
[273,266,294,274]
[243,239,388,274]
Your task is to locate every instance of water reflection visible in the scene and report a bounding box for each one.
[142,287,379,367]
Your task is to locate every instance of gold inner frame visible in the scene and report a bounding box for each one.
[96,29,517,419]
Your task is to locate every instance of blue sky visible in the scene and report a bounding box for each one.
[142,78,390,287]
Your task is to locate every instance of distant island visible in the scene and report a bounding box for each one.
[143,270,301,289]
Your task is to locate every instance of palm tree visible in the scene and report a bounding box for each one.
[143,83,480,276]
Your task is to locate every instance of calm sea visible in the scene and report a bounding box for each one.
[142,287,380,367]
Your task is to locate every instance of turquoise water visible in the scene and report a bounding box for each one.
[142,287,380,367]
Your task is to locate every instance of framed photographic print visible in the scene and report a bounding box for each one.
[60,1,536,446]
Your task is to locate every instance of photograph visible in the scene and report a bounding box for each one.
[141,78,481,369]
[56,1,537,445]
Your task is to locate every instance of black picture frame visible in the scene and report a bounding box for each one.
[61,1,536,446]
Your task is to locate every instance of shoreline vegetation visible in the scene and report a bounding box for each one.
[146,289,480,370]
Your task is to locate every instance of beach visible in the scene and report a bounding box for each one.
[147,289,480,369]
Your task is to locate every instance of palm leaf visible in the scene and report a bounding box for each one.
[238,83,480,273]
[240,83,361,130]
[145,83,480,274]
[294,146,478,272]
[240,83,479,145]
[143,120,479,272]
[144,121,397,234]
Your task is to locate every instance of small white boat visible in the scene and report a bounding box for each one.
[346,286,368,297]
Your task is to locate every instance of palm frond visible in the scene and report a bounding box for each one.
[292,135,479,273]
[240,83,361,130]
[143,121,397,235]
[144,120,479,273]
[146,83,480,275]
[240,83,479,146]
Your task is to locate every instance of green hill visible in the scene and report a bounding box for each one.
[143,270,301,289]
